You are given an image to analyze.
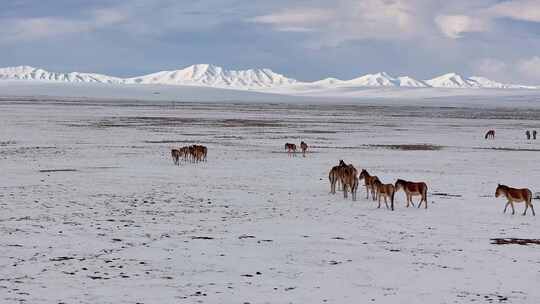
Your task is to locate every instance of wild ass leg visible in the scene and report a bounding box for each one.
[408,194,415,208]
[510,201,515,215]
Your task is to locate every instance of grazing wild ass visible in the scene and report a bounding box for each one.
[485,130,495,139]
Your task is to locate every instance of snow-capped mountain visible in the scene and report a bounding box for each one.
[426,73,474,88]
[0,64,297,89]
[124,64,297,88]
[423,73,536,89]
[311,77,344,86]
[0,66,122,84]
[344,72,428,87]
[467,76,536,89]
[0,65,536,90]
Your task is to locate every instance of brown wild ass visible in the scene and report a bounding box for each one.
[300,141,308,157]
[359,169,380,200]
[395,179,428,209]
[374,179,396,210]
[495,184,535,216]
[329,160,347,194]
[171,149,181,165]
[341,163,359,200]
[172,145,208,164]
[285,143,297,156]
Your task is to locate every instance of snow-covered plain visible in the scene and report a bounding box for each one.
[1,95,540,303]
[2,80,540,108]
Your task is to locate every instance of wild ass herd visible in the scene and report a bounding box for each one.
[169,139,535,216]
[171,145,208,165]
[285,141,309,157]
[329,160,428,211]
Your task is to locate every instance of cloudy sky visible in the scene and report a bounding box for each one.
[1,0,540,84]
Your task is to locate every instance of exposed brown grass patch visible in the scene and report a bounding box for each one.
[367,144,444,151]
[491,238,540,245]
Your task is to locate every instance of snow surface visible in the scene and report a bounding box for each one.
[0,64,536,91]
[3,80,540,108]
[1,98,540,303]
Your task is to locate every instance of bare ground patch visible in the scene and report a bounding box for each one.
[39,169,78,173]
[474,147,540,152]
[314,144,444,151]
[491,238,540,245]
[367,144,444,151]
[83,117,285,129]
[0,140,17,146]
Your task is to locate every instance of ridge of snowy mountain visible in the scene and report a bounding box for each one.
[0,65,536,90]
[124,64,298,88]
[0,66,123,84]
[343,72,428,87]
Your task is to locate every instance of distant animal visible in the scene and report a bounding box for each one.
[194,145,207,162]
[329,160,347,194]
[394,179,428,209]
[191,145,207,162]
[485,130,495,139]
[359,169,380,200]
[300,141,308,157]
[171,148,181,165]
[374,180,396,210]
[533,130,537,140]
[173,145,207,164]
[285,143,297,156]
[179,146,190,161]
[495,184,535,216]
[526,130,531,140]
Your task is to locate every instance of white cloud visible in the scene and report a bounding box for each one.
[435,14,489,38]
[0,8,128,43]
[249,0,540,43]
[517,56,540,81]
[474,58,508,76]
[250,0,430,46]
[434,0,540,39]
[473,57,540,85]
[249,8,334,32]
[93,8,129,25]
[489,0,540,23]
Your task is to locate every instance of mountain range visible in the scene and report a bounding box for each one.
[0,64,536,90]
